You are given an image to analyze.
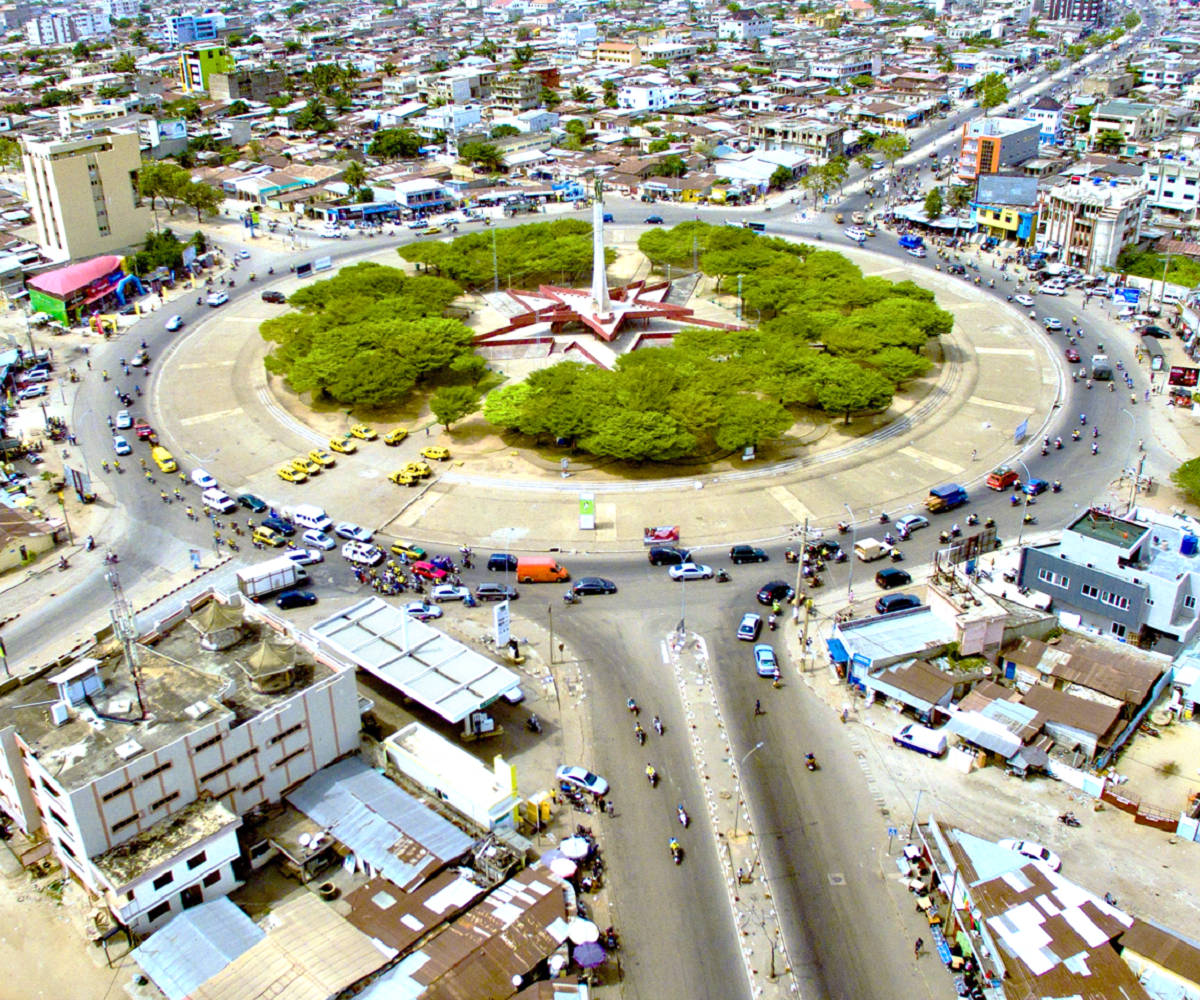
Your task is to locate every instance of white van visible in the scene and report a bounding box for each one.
[286,504,333,533]
[202,488,237,514]
[892,722,948,758]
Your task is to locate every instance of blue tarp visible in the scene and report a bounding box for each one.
[826,638,849,663]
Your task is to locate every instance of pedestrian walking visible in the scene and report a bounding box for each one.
[914,937,924,959]
[754,699,763,717]
[970,448,977,462]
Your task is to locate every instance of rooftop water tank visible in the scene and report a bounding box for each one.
[1182,533,1198,556]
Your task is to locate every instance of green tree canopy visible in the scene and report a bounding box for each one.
[1171,456,1200,504]
[261,263,473,408]
[430,385,481,429]
[977,71,1009,112]
[1094,129,1124,153]
[924,186,944,220]
[368,127,422,160]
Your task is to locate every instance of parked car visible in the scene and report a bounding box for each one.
[756,580,794,606]
[191,469,218,489]
[238,493,268,512]
[431,584,472,602]
[112,435,132,455]
[421,446,450,461]
[476,582,518,601]
[555,765,608,796]
[648,546,691,566]
[997,839,1062,871]
[737,612,763,641]
[261,290,286,304]
[18,385,46,400]
[404,601,443,621]
[730,544,768,564]
[875,592,921,614]
[753,643,778,677]
[302,529,336,550]
[276,590,318,610]
[874,567,912,589]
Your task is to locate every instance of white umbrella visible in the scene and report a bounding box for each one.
[567,917,600,944]
[560,837,590,860]
[550,857,577,878]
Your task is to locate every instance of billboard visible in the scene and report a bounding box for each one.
[1169,365,1199,388]
[295,262,313,279]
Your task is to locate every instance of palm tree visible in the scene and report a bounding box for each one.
[571,84,590,103]
[342,161,367,193]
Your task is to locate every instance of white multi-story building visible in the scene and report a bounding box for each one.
[1024,95,1063,144]
[1144,154,1200,220]
[1037,174,1146,272]
[103,0,141,19]
[556,22,596,47]
[718,9,772,42]
[617,81,680,112]
[26,9,110,45]
[809,52,882,84]
[0,593,361,935]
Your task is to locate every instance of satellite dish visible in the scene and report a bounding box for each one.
[299,833,311,847]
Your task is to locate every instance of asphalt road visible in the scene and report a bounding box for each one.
[9,18,1161,996]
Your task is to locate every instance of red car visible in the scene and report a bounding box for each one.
[411,560,448,581]
[1064,347,1081,363]
[133,419,155,439]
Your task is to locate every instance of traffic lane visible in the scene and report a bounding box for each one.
[562,599,751,1000]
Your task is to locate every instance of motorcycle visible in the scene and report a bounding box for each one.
[1051,481,1062,493]
[677,805,689,828]
[563,590,580,605]
[628,698,639,715]
[950,524,962,538]
[635,722,645,746]
[669,838,683,865]
[652,715,663,736]
[878,512,889,524]
[1058,812,1081,828]
[1103,892,1118,907]
[805,753,817,771]
[716,568,730,583]
[525,713,542,734]
[104,552,119,564]
[883,532,895,546]
[646,765,658,788]
[890,548,904,562]
[837,521,850,534]
[984,517,995,528]
[604,927,620,951]
[767,614,777,631]
[1054,438,1062,450]
[785,549,798,563]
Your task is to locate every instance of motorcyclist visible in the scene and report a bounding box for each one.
[677,804,689,826]
[634,721,645,744]
[652,715,663,735]
[645,763,657,784]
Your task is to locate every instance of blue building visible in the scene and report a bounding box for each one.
[164,13,224,47]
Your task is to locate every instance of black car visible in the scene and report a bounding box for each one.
[476,582,519,601]
[644,215,664,224]
[238,493,268,512]
[261,290,287,304]
[756,580,795,606]
[276,590,318,609]
[1138,326,1171,339]
[648,546,691,566]
[730,544,768,564]
[487,553,518,572]
[874,592,921,615]
[261,516,296,536]
[874,567,912,589]
[572,577,617,595]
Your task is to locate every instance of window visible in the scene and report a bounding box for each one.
[1037,569,1069,589]
[1111,621,1127,638]
[1100,590,1130,611]
[241,777,264,793]
[267,723,304,746]
[199,761,235,784]
[186,851,208,871]
[111,813,139,834]
[140,762,172,782]
[202,870,222,888]
[101,782,133,802]
[272,747,307,769]
[146,901,172,923]
[1185,595,1196,609]
[1081,583,1099,599]
[47,806,68,830]
[234,748,258,764]
[152,871,174,891]
[149,791,179,812]
[193,734,222,753]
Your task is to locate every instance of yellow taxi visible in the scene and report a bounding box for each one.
[403,461,432,479]
[420,445,450,461]
[349,423,377,440]
[308,448,335,467]
[277,466,307,483]
[388,469,418,486]
[383,428,409,446]
[329,437,357,455]
[290,456,321,476]
[390,540,427,559]
[253,526,284,547]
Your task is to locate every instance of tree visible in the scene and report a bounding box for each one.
[924,186,944,220]
[580,410,697,462]
[654,154,687,177]
[228,99,250,116]
[512,43,534,66]
[946,184,972,212]
[342,160,368,193]
[854,152,874,171]
[849,73,874,89]
[769,165,793,190]
[491,124,520,139]
[648,138,670,153]
[457,140,504,172]
[867,346,932,384]
[180,180,223,222]
[872,133,908,173]
[294,98,334,133]
[1094,129,1124,154]
[111,52,135,72]
[711,395,791,451]
[72,40,89,59]
[977,71,1009,113]
[368,128,422,160]
[570,84,590,102]
[138,160,192,227]
[430,385,480,429]
[816,360,894,423]
[0,136,19,172]
[540,86,561,109]
[1171,456,1200,504]
[474,39,498,58]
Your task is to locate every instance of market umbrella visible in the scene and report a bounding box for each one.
[573,941,607,968]
[567,917,599,944]
[550,857,577,878]
[560,837,590,860]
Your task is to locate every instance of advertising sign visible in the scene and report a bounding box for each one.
[313,256,333,272]
[1169,366,1199,388]
[295,262,313,279]
[493,601,510,647]
[579,492,595,531]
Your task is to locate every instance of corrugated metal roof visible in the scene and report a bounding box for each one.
[310,597,521,723]
[131,898,265,1000]
[943,710,1023,757]
[288,757,473,891]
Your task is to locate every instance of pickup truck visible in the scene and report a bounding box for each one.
[854,538,893,562]
[899,234,924,250]
[925,483,969,513]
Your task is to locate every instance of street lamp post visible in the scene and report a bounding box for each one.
[732,740,765,839]
[1014,458,1033,549]
[843,503,856,604]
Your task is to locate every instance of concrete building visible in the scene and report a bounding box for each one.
[1019,507,1200,649]
[971,173,1039,245]
[492,72,542,112]
[617,81,680,112]
[556,21,596,47]
[179,44,235,95]
[163,12,224,47]
[208,67,285,103]
[1043,0,1103,23]
[1137,61,1200,87]
[1144,154,1200,221]
[1037,173,1144,271]
[103,0,140,17]
[0,594,361,934]
[423,70,493,105]
[1088,100,1164,151]
[957,116,1042,180]
[747,116,845,162]
[1024,95,1063,144]
[22,130,152,261]
[810,52,882,84]
[718,9,772,42]
[595,41,642,67]
[26,9,110,45]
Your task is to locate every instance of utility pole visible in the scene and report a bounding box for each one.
[492,226,499,293]
[547,603,554,664]
[792,517,807,622]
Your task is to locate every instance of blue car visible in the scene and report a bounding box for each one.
[1024,478,1049,496]
[261,516,296,536]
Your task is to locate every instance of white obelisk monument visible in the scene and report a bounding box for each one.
[590,178,611,321]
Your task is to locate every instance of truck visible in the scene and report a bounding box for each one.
[515,556,570,583]
[854,538,893,562]
[1091,354,1113,381]
[898,234,924,250]
[236,556,309,600]
[925,483,969,513]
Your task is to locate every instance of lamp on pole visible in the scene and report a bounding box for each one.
[843,502,856,604]
[732,740,764,839]
[1120,408,1143,513]
[1014,457,1033,549]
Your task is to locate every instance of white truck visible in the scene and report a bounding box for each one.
[236,556,309,599]
[854,538,893,562]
